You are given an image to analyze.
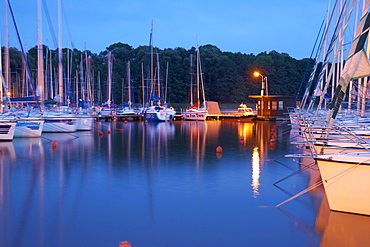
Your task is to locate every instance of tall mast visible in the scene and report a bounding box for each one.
[107,50,112,105]
[150,20,154,100]
[0,37,3,113]
[141,63,145,105]
[37,0,44,102]
[190,54,193,106]
[57,0,63,102]
[126,60,131,108]
[196,46,200,107]
[4,0,10,91]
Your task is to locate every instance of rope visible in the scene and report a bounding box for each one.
[276,156,370,207]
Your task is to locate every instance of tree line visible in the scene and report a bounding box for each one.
[2,42,313,106]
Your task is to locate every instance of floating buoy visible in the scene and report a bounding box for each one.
[119,241,132,247]
[124,121,128,125]
[119,128,124,132]
[51,141,57,147]
[216,146,223,153]
[271,128,276,133]
[270,139,276,143]
[107,130,111,134]
[98,131,103,137]
[269,143,275,149]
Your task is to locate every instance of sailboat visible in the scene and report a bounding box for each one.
[0,0,43,139]
[0,44,16,140]
[117,61,137,116]
[284,0,370,216]
[142,22,175,122]
[182,45,208,121]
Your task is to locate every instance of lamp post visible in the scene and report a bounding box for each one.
[253,72,268,116]
[253,72,268,96]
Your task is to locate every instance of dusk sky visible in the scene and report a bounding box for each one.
[3,0,328,59]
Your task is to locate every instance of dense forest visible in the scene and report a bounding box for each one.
[2,42,313,107]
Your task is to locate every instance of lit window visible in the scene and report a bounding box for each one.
[279,101,284,110]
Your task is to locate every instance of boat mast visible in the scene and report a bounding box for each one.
[150,21,154,106]
[189,54,193,106]
[37,0,45,102]
[107,50,113,106]
[196,45,200,108]
[3,0,10,91]
[141,63,145,105]
[57,0,63,103]
[0,37,3,113]
[165,62,169,104]
[127,60,131,108]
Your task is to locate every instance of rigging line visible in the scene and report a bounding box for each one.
[273,163,313,186]
[6,0,41,110]
[277,156,370,208]
[295,17,326,107]
[42,0,58,48]
[61,2,75,50]
[276,180,323,208]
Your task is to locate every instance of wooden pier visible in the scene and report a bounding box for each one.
[93,113,288,122]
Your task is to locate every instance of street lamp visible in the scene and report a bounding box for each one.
[253,72,268,96]
[253,72,269,116]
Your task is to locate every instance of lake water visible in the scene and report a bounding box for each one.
[0,120,368,247]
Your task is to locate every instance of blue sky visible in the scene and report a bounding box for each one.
[3,0,328,59]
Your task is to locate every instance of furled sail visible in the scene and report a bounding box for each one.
[326,5,370,126]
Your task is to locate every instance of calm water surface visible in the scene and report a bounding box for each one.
[0,120,367,247]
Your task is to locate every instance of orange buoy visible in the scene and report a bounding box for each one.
[216,146,223,153]
[124,121,128,125]
[98,131,103,137]
[107,130,111,134]
[119,241,132,247]
[51,141,57,147]
[119,128,124,132]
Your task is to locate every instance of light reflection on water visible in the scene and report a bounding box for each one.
[0,121,368,246]
[251,147,260,198]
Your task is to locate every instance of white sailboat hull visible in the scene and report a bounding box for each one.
[76,116,95,131]
[182,109,207,121]
[0,121,16,141]
[143,107,175,122]
[14,118,44,138]
[42,117,77,133]
[315,152,370,215]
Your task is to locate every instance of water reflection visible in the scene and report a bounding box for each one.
[316,194,370,246]
[180,121,221,166]
[0,121,331,246]
[251,147,260,198]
